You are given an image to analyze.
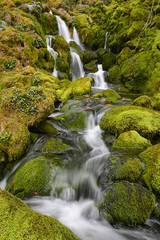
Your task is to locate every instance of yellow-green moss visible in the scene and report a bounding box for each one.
[99,181,155,226]
[42,137,72,153]
[53,112,86,129]
[116,158,143,182]
[132,95,154,109]
[6,156,51,198]
[113,130,151,148]
[0,189,81,240]
[140,144,160,194]
[33,121,59,134]
[100,106,160,139]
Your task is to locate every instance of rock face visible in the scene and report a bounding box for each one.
[0,189,80,240]
[140,144,160,194]
[100,106,160,139]
[99,181,155,226]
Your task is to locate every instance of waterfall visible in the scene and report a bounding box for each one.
[46,35,58,77]
[73,27,84,50]
[55,15,71,43]
[88,64,108,89]
[104,32,108,49]
[70,50,85,81]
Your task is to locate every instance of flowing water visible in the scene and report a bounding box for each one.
[88,64,108,89]
[73,27,84,50]
[71,50,85,80]
[46,35,58,77]
[104,32,109,50]
[1,11,160,240]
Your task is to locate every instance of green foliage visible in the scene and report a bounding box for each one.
[8,87,46,115]
[0,131,11,143]
[5,60,16,71]
[31,74,41,86]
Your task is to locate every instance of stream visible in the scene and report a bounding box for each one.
[0,12,160,240]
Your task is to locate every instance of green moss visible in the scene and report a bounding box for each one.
[0,189,80,239]
[116,158,143,182]
[102,52,116,71]
[41,12,58,35]
[132,95,154,109]
[33,121,58,134]
[6,156,51,198]
[42,137,72,153]
[113,130,151,148]
[53,112,86,129]
[108,65,121,84]
[61,100,82,112]
[152,204,160,220]
[60,77,93,101]
[100,106,160,138]
[140,144,160,194]
[83,51,97,64]
[84,60,98,73]
[99,181,155,226]
[102,89,121,98]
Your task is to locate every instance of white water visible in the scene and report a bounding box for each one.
[89,64,108,89]
[46,35,58,77]
[24,112,126,240]
[71,50,85,80]
[73,27,84,50]
[55,15,71,43]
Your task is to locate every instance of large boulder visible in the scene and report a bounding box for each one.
[0,189,80,240]
[100,106,160,139]
[99,181,155,226]
[140,144,160,194]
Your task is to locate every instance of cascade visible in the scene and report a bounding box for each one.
[55,15,71,43]
[45,35,58,77]
[70,50,85,80]
[88,64,108,89]
[73,27,84,50]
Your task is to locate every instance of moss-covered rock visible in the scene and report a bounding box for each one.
[132,95,154,109]
[140,144,160,194]
[93,89,121,99]
[53,35,71,79]
[32,120,58,134]
[61,99,82,112]
[83,51,97,64]
[53,111,86,130]
[100,106,160,138]
[6,155,52,198]
[102,52,116,71]
[41,12,58,35]
[99,181,155,226]
[115,158,143,182]
[42,137,72,153]
[59,77,93,102]
[113,130,151,149]
[107,156,143,183]
[0,189,80,239]
[0,114,30,163]
[84,60,98,73]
